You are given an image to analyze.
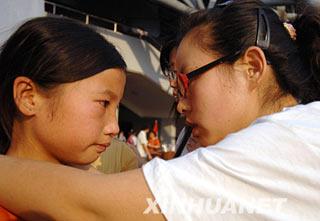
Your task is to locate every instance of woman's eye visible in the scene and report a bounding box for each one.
[99,100,110,108]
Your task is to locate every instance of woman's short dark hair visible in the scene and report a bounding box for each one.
[178,0,320,105]
[160,40,178,76]
[0,16,127,154]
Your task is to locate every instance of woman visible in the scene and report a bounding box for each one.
[0,16,126,220]
[160,39,201,157]
[0,1,319,220]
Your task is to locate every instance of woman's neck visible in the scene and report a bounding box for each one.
[260,94,298,118]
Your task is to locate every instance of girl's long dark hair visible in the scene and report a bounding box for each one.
[0,17,127,154]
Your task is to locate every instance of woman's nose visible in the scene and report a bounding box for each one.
[176,97,191,115]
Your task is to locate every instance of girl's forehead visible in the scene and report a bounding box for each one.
[70,68,125,94]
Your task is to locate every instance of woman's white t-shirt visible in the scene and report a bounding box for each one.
[143,102,320,221]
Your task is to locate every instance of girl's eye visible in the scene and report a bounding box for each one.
[99,100,110,108]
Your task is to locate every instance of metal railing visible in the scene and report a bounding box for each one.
[44,1,161,49]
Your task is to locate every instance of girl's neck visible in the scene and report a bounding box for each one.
[6,133,60,164]
[7,147,60,164]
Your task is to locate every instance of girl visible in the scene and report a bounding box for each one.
[0,1,319,220]
[0,16,126,219]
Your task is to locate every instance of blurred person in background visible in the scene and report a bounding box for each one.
[147,130,161,158]
[137,125,152,161]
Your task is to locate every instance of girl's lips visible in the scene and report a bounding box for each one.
[96,143,110,153]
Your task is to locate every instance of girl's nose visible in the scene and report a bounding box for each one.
[103,115,120,138]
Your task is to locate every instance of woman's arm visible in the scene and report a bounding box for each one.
[0,156,165,221]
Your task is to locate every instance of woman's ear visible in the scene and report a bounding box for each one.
[13,76,40,116]
[242,46,268,90]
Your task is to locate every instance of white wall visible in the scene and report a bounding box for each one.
[0,0,45,44]
[97,27,171,93]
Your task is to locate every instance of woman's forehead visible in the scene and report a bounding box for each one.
[176,35,217,73]
[176,36,199,70]
[177,33,197,54]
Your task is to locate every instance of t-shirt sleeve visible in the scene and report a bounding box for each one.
[142,119,320,221]
[143,148,240,220]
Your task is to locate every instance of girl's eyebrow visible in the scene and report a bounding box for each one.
[97,89,117,99]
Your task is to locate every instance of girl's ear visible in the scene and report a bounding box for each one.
[13,76,41,116]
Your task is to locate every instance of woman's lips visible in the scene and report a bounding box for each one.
[191,126,200,138]
[185,119,196,128]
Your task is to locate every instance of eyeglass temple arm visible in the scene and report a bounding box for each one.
[187,50,242,80]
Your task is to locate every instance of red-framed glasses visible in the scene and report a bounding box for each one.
[176,50,242,99]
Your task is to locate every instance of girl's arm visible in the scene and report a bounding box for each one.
[70,164,103,174]
[0,156,165,221]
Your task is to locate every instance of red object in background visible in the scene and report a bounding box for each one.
[0,206,18,221]
[153,120,158,136]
